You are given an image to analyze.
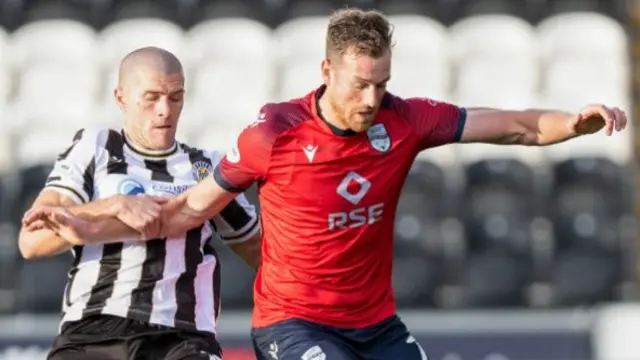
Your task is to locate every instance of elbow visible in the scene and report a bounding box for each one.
[19,239,41,260]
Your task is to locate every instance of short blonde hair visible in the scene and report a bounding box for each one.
[325,8,393,59]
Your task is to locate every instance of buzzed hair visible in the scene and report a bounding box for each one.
[325,8,393,60]
[118,46,183,87]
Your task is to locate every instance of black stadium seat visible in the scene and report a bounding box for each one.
[550,252,620,306]
[112,0,175,23]
[393,256,442,308]
[461,251,530,307]
[14,164,53,226]
[24,0,88,24]
[213,239,255,309]
[15,254,72,313]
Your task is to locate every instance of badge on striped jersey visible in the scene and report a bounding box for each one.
[192,161,213,182]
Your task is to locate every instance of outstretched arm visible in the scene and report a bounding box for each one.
[402,98,628,150]
[460,105,627,145]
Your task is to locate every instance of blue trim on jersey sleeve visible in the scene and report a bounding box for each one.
[213,165,247,193]
[453,107,467,142]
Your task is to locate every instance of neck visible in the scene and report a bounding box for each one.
[318,89,349,131]
[122,128,176,156]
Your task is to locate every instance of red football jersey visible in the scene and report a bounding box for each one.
[214,86,466,328]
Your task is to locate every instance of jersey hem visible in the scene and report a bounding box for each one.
[44,185,88,204]
[251,308,397,330]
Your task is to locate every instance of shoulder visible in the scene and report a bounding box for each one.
[69,127,112,145]
[381,93,440,117]
[239,98,312,146]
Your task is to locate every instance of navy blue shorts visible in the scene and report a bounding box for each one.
[251,315,427,360]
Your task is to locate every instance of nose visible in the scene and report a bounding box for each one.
[155,99,170,118]
[362,87,378,109]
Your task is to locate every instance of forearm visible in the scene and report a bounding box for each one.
[525,109,578,145]
[68,195,124,219]
[229,233,262,270]
[18,227,72,259]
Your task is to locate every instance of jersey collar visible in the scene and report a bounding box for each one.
[121,130,178,158]
[312,85,358,137]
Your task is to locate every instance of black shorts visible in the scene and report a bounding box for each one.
[47,315,222,360]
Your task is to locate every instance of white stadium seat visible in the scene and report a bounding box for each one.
[449,15,537,63]
[18,64,101,103]
[455,57,539,109]
[0,68,11,108]
[542,58,629,105]
[16,128,81,167]
[274,17,328,63]
[9,20,98,69]
[99,19,186,68]
[0,27,8,66]
[193,62,274,104]
[277,60,322,101]
[8,95,95,133]
[387,15,451,99]
[537,12,628,62]
[187,18,274,67]
[193,127,241,155]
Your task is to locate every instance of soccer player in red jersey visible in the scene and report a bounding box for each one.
[29,7,628,360]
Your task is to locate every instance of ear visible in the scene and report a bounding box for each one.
[114,87,125,109]
[321,58,332,86]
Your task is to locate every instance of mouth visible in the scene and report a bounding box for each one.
[154,125,173,130]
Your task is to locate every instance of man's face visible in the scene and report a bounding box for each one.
[324,48,391,133]
[116,67,185,150]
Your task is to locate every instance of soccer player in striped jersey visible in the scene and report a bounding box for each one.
[19,47,260,360]
[27,9,629,360]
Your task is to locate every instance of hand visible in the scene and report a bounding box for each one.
[568,104,628,136]
[22,206,91,245]
[116,195,168,240]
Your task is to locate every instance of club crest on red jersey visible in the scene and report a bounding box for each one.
[367,123,391,153]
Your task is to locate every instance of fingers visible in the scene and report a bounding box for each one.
[577,104,627,136]
[22,207,50,226]
[612,107,628,132]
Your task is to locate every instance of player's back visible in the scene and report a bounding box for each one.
[215,86,466,328]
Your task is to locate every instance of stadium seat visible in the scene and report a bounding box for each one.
[13,163,54,227]
[449,15,537,63]
[15,255,72,313]
[193,127,240,154]
[461,251,530,307]
[22,0,87,25]
[537,12,628,64]
[278,60,323,101]
[112,0,174,22]
[193,63,272,132]
[393,256,442,308]
[15,129,80,169]
[186,18,274,68]
[541,58,629,109]
[17,64,100,103]
[99,19,186,68]
[377,0,439,18]
[287,0,335,18]
[386,15,450,99]
[274,16,328,63]
[9,19,98,69]
[214,240,254,309]
[550,252,620,306]
[455,57,539,109]
[0,129,14,175]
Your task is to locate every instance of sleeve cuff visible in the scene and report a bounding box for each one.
[43,185,88,204]
[453,107,467,142]
[219,216,261,244]
[213,165,247,193]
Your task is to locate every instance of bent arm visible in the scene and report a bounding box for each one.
[19,191,139,259]
[228,230,262,270]
[460,108,577,146]
[161,176,239,238]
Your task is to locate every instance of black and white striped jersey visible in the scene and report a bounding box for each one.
[44,128,260,335]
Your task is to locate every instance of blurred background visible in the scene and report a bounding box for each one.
[0,0,638,359]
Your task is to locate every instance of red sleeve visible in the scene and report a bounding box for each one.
[213,106,276,192]
[401,97,467,150]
